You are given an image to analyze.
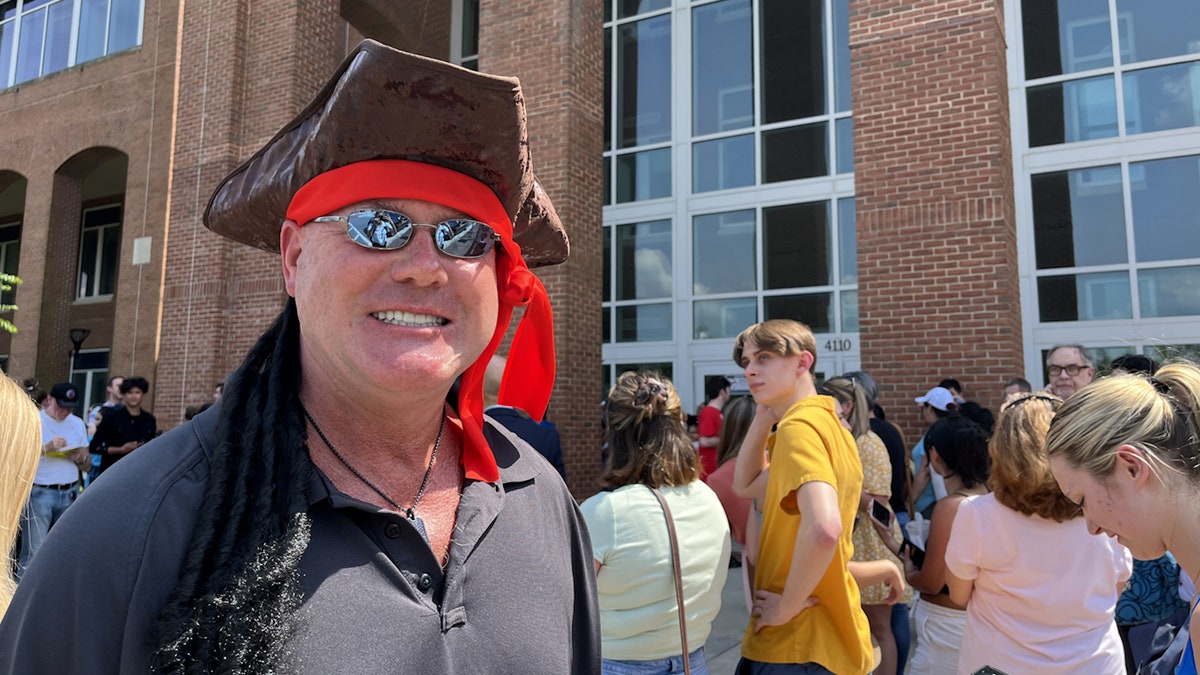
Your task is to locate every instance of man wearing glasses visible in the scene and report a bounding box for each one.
[1045,343,1096,399]
[0,42,600,673]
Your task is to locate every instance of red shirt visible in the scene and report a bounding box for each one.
[697,405,723,478]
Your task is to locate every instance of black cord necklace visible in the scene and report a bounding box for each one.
[301,404,444,545]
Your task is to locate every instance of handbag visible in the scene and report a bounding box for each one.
[649,486,690,675]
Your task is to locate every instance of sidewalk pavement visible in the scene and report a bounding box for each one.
[705,561,750,674]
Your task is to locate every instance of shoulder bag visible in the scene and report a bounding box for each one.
[649,486,690,674]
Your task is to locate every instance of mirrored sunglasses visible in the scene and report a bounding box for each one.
[313,209,501,259]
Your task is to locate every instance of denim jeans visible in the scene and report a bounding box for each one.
[735,659,835,675]
[603,647,708,675]
[17,484,78,579]
[893,602,912,675]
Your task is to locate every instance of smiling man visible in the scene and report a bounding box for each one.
[0,42,599,673]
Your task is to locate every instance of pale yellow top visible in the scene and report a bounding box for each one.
[581,481,731,661]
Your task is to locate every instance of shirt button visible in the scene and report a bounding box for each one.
[385,522,402,539]
[417,574,433,591]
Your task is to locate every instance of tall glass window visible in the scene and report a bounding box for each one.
[0,222,18,306]
[77,203,120,299]
[603,0,856,404]
[1,0,143,88]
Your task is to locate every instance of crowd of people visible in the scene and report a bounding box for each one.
[0,41,1198,675]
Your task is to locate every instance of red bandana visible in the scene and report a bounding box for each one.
[287,159,556,483]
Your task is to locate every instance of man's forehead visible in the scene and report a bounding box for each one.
[1049,347,1084,363]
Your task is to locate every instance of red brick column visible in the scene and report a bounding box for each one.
[479,0,605,498]
[850,1,1022,436]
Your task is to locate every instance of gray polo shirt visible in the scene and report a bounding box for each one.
[0,406,601,673]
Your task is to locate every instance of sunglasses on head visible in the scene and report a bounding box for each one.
[313,209,501,259]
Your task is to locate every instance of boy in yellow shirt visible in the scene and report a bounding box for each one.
[731,320,895,675]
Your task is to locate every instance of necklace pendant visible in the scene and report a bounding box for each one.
[410,513,429,545]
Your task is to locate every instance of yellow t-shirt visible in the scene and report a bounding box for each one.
[741,395,872,675]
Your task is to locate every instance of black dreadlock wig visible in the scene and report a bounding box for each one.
[151,300,314,673]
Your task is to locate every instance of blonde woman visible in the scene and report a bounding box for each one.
[0,376,43,617]
[1047,362,1200,675]
[945,393,1129,674]
[822,376,912,675]
[582,371,731,674]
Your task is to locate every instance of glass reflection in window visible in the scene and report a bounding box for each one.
[692,0,752,136]
[1123,63,1200,136]
[617,15,671,149]
[693,210,756,295]
[1031,166,1126,269]
[615,220,672,300]
[616,304,672,342]
[693,135,754,193]
[1139,266,1200,318]
[1021,0,1112,79]
[1130,155,1200,263]
[840,290,858,332]
[838,198,856,284]
[616,148,671,202]
[1116,0,1200,65]
[1027,76,1118,147]
[694,298,757,340]
[1037,272,1132,322]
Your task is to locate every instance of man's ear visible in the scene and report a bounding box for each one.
[1115,444,1152,488]
[797,351,815,374]
[280,220,302,298]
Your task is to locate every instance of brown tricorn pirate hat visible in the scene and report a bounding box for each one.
[203,39,568,268]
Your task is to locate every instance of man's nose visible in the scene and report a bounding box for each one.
[390,228,448,284]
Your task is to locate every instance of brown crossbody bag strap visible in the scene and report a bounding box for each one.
[649,486,690,674]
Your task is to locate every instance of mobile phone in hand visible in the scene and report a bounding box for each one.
[870,499,893,527]
[900,540,926,569]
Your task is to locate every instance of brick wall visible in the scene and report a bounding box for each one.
[0,0,180,393]
[480,0,605,499]
[157,0,345,425]
[850,0,1022,438]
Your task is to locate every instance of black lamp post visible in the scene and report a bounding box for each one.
[68,327,90,371]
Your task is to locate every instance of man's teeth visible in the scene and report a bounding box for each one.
[372,311,446,327]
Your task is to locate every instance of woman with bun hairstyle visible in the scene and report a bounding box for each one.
[581,371,731,674]
[1047,361,1200,675]
[946,393,1129,674]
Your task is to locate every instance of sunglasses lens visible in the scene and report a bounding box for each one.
[346,210,412,249]
[436,219,497,258]
[343,210,496,258]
